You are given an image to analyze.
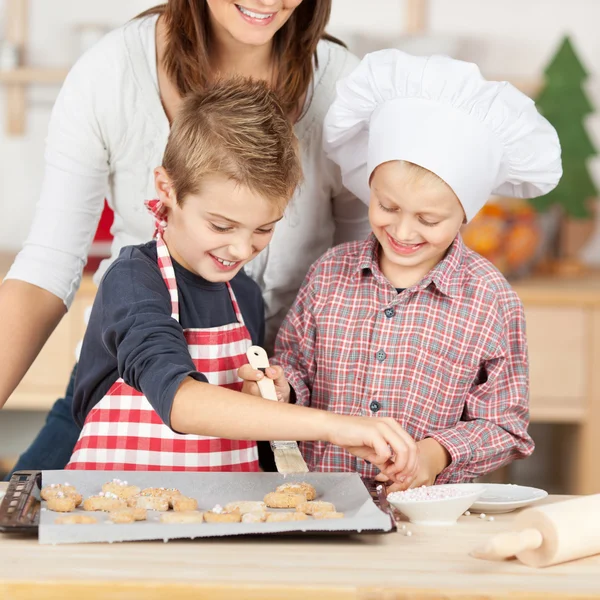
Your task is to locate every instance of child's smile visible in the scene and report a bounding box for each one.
[155,170,284,282]
[384,231,427,256]
[209,254,243,272]
[368,161,466,289]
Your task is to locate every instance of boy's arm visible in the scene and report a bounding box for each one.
[425,300,534,483]
[98,256,207,427]
[271,265,320,406]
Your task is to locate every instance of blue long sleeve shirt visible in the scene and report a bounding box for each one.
[73,241,264,428]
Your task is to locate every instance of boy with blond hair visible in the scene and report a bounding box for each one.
[241,51,562,489]
[66,77,417,478]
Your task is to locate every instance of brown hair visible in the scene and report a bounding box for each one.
[138,1,343,116]
[163,76,302,206]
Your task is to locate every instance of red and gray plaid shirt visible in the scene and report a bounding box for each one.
[274,233,534,483]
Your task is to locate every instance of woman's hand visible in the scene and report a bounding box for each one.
[237,363,291,403]
[327,415,419,484]
[375,437,450,491]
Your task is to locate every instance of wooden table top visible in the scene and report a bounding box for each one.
[0,487,598,600]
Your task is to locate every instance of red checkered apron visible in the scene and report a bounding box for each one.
[66,199,259,471]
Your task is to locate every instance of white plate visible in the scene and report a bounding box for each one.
[469,483,548,514]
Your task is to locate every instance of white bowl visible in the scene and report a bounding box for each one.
[387,484,486,526]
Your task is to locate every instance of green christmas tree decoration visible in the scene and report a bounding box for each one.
[531,36,598,219]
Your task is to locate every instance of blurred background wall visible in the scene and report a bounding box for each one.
[0,0,598,250]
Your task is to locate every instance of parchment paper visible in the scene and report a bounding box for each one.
[39,471,393,545]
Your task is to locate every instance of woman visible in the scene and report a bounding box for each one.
[1,0,370,473]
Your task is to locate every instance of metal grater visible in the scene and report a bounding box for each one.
[0,470,41,534]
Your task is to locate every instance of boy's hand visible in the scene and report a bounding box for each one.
[375,437,450,492]
[237,364,291,403]
[326,415,418,484]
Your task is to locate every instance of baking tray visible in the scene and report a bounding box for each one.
[0,470,41,534]
[0,471,395,544]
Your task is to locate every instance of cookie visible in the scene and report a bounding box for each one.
[140,487,181,499]
[41,486,82,507]
[297,501,336,515]
[266,511,309,522]
[55,514,97,525]
[172,496,198,512]
[241,510,268,523]
[41,483,78,501]
[108,508,147,524]
[139,487,168,497]
[137,487,182,508]
[264,492,307,509]
[128,495,169,511]
[46,495,77,513]
[43,488,82,507]
[160,511,204,524]
[313,511,344,520]
[276,482,317,501]
[102,479,141,499]
[204,505,241,523]
[83,494,126,512]
[225,501,267,515]
[69,493,83,507]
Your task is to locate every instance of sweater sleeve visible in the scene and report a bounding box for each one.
[96,256,207,428]
[319,44,371,244]
[5,33,118,308]
[427,300,534,482]
[330,169,372,245]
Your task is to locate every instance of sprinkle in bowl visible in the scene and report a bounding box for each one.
[387,484,486,526]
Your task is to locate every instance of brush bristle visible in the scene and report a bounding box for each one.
[271,443,309,474]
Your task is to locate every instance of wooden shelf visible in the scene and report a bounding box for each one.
[0,67,68,84]
[530,398,587,423]
[1,0,71,135]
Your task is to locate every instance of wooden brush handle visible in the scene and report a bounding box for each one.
[471,528,544,561]
[246,346,278,402]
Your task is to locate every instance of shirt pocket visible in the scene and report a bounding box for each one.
[403,347,477,435]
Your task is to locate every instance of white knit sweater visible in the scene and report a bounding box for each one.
[7,15,370,343]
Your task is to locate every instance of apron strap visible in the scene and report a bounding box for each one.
[226,281,246,327]
[156,233,180,322]
[145,198,247,327]
[145,198,179,321]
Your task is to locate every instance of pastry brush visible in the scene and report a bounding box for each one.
[246,346,309,474]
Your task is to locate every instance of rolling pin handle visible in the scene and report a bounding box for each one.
[471,528,544,561]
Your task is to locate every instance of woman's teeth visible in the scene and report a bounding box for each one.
[237,5,275,19]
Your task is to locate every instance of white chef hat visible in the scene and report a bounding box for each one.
[323,49,562,222]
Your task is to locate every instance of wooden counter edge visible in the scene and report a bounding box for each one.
[1,581,599,600]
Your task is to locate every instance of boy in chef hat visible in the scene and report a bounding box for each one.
[239,50,562,490]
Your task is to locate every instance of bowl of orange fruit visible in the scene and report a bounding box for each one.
[461,198,541,278]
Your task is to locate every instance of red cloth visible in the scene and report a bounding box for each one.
[84,200,114,273]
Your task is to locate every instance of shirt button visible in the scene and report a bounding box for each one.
[384,307,395,318]
[376,350,386,362]
[369,400,382,413]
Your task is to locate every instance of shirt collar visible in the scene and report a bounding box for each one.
[356,233,465,299]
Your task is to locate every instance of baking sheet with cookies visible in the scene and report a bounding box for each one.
[39,471,393,544]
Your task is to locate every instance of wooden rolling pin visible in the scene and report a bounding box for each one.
[471,494,600,568]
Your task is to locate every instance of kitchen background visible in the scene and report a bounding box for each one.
[1,0,599,493]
